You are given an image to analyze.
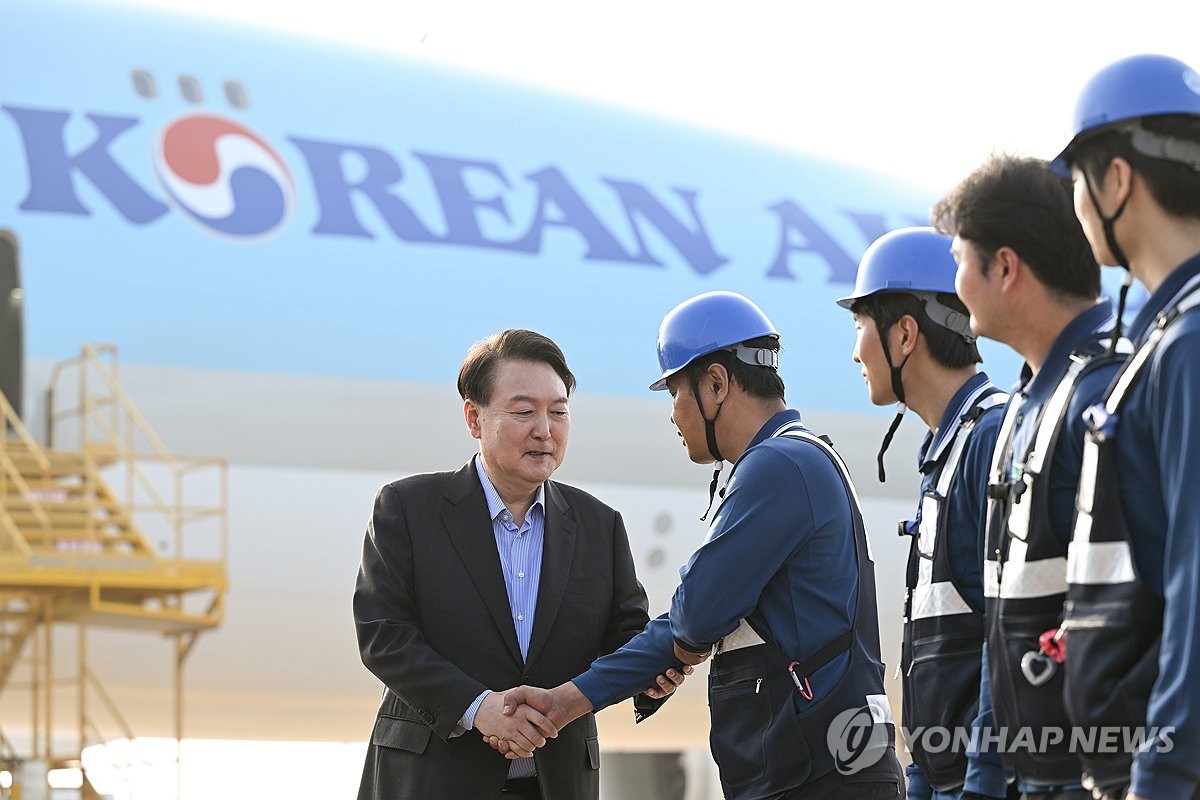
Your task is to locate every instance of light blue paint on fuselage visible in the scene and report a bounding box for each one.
[1,0,1027,412]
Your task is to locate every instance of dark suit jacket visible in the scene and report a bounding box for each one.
[354,460,654,800]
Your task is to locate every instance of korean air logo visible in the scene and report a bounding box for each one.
[154,114,294,239]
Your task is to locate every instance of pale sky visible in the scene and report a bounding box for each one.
[115,0,1200,193]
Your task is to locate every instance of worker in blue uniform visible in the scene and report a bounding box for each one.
[837,227,1007,800]
[490,291,905,799]
[931,154,1123,800]
[1052,54,1200,800]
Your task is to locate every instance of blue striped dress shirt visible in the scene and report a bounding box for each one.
[460,457,545,778]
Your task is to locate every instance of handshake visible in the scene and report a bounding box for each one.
[475,664,695,758]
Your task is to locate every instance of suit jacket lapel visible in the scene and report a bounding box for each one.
[526,481,577,668]
[441,461,523,667]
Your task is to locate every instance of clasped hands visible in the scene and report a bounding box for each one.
[478,658,700,758]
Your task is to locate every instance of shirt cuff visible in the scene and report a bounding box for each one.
[573,670,619,712]
[672,635,712,657]
[459,689,491,732]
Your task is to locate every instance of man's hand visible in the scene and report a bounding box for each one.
[502,683,592,730]
[673,640,711,666]
[643,665,693,700]
[473,690,557,758]
[483,683,593,759]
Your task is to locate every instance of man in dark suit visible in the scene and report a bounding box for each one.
[354,329,681,800]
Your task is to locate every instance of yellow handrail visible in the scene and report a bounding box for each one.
[3,340,229,800]
[1,388,52,530]
[1,390,51,473]
[0,462,50,531]
[76,406,177,535]
[83,666,138,743]
[0,722,17,763]
[0,513,33,557]
[82,345,177,468]
[47,344,228,564]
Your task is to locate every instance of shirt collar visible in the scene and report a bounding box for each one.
[1018,299,1114,402]
[473,455,545,523]
[918,372,995,471]
[743,409,804,455]
[1127,252,1200,344]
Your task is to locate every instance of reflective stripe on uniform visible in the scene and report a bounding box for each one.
[1068,284,1200,588]
[984,538,1068,599]
[911,579,975,619]
[866,693,894,723]
[1066,539,1136,585]
[910,390,1006,617]
[1075,434,1099,514]
[912,555,974,618]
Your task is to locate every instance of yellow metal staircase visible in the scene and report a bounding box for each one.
[0,343,228,798]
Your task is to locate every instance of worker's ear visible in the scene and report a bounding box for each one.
[706,363,730,403]
[893,315,920,358]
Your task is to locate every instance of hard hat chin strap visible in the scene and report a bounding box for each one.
[1082,168,1132,271]
[688,369,726,521]
[877,328,911,483]
[1081,168,1133,355]
[699,462,724,523]
[1108,270,1134,357]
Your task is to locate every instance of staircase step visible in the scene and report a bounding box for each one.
[6,508,116,523]
[3,481,90,496]
[18,528,146,543]
[4,513,133,532]
[2,494,124,513]
[5,459,89,476]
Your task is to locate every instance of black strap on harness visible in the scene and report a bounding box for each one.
[791,630,853,678]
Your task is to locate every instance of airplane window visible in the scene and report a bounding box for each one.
[179,75,203,104]
[131,69,157,99]
[224,80,249,109]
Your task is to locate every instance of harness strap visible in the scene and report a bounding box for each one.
[790,630,852,678]
[933,390,1007,498]
[1104,277,1200,413]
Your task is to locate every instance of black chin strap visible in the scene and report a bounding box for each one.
[688,371,726,521]
[877,332,910,483]
[1109,270,1134,356]
[877,404,907,483]
[699,462,725,522]
[1081,169,1134,357]
[1082,170,1131,268]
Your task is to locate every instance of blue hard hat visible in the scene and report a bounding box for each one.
[836,227,958,308]
[836,227,973,340]
[1052,54,1200,173]
[650,291,779,391]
